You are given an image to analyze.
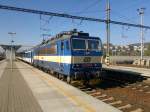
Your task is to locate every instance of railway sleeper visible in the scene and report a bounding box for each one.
[117,104,132,110]
[101,97,114,102]
[138,89,144,92]
[80,87,92,91]
[130,108,144,112]
[108,100,122,105]
[145,91,150,93]
[96,94,107,98]
[84,89,96,93]
[89,91,101,96]
[143,85,149,88]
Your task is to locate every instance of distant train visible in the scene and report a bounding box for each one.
[18,29,103,83]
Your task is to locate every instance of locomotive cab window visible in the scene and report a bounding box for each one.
[88,40,101,50]
[72,39,86,50]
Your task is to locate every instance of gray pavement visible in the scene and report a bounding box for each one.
[103,64,150,77]
[0,60,43,112]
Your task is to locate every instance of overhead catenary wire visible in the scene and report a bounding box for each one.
[111,10,138,24]
[121,25,129,38]
[110,0,150,25]
[72,0,101,15]
[0,5,150,29]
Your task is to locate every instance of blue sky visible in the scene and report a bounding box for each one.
[0,0,150,48]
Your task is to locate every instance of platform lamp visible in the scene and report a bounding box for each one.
[8,32,16,71]
[137,8,146,66]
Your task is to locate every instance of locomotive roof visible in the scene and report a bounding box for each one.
[34,29,100,49]
[20,29,101,52]
[41,29,90,45]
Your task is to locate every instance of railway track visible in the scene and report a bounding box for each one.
[39,64,150,112]
[73,75,150,112]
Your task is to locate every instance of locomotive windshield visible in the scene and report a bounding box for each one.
[88,40,100,50]
[72,39,86,50]
[72,38,101,50]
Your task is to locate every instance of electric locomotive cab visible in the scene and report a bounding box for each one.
[71,34,103,79]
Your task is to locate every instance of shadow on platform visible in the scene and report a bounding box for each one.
[94,68,147,89]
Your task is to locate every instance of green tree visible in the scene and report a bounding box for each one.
[144,44,150,56]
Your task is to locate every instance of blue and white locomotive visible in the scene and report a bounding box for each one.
[19,29,103,83]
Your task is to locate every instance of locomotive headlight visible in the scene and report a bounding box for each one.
[73,64,79,68]
[76,64,79,67]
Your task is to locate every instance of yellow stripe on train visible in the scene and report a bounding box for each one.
[33,56,102,64]
[33,56,71,63]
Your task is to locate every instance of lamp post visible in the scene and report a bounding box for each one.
[137,8,145,62]
[8,32,16,71]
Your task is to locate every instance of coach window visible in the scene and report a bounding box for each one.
[66,40,70,50]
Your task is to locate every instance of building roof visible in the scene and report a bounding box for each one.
[0,44,21,51]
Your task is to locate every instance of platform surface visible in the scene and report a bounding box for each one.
[0,60,43,112]
[103,64,150,77]
[0,60,121,112]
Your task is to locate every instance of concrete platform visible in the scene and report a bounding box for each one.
[0,60,121,112]
[0,60,42,112]
[103,64,150,78]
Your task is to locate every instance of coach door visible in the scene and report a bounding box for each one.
[60,41,65,72]
[30,51,33,64]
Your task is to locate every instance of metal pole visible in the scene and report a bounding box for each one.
[11,41,13,71]
[105,0,111,66]
[137,8,145,61]
[8,32,16,71]
[106,0,110,56]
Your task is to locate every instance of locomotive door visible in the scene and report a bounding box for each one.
[60,41,65,72]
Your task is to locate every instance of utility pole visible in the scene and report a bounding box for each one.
[106,0,110,56]
[105,0,111,65]
[8,32,16,71]
[137,8,145,61]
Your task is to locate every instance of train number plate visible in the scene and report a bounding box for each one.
[83,57,91,62]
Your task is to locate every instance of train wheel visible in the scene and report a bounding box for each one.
[67,76,71,84]
[83,80,89,86]
[58,73,63,80]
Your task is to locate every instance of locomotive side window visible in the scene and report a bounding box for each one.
[66,40,70,50]
[47,44,57,54]
[72,39,86,50]
[61,42,64,51]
